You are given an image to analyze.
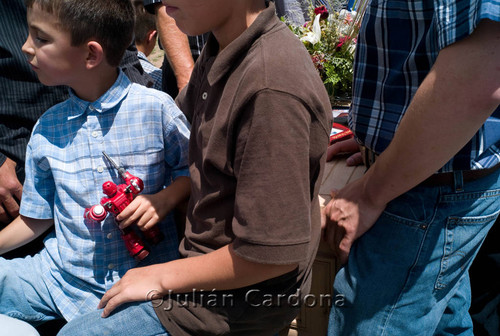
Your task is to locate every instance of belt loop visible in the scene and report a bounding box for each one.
[453,171,464,193]
[361,146,370,169]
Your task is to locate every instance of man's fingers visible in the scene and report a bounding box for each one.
[13,184,23,202]
[326,137,360,161]
[6,180,23,203]
[323,201,344,258]
[3,196,20,219]
[0,196,19,223]
[0,206,10,224]
[346,152,363,166]
[338,236,353,265]
[323,218,348,260]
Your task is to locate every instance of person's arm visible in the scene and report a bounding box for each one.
[324,19,500,264]
[98,243,298,317]
[0,157,23,224]
[153,3,194,92]
[0,215,54,255]
[115,176,190,231]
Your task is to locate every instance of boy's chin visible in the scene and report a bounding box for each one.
[36,75,61,87]
[174,21,207,38]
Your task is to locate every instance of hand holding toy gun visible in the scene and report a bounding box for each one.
[84,152,164,261]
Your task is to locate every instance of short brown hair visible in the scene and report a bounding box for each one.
[132,0,156,45]
[25,0,135,67]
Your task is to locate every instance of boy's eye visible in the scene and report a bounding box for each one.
[35,36,49,43]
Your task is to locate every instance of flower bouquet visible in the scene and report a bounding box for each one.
[283,0,368,106]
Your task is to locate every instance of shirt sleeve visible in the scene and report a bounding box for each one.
[19,141,55,219]
[434,0,499,50]
[162,101,191,181]
[231,89,314,265]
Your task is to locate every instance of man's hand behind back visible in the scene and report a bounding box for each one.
[327,137,363,165]
[0,158,23,225]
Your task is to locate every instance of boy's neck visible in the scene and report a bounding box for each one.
[71,66,119,102]
[136,43,151,57]
[213,1,266,51]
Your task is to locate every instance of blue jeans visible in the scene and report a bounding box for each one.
[0,255,169,335]
[57,301,170,336]
[0,255,61,325]
[328,169,500,335]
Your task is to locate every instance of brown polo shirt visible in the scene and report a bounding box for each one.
[154,3,332,335]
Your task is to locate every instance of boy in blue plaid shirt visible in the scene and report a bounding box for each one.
[133,0,163,91]
[0,0,190,329]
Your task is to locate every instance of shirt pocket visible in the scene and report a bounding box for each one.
[118,148,166,194]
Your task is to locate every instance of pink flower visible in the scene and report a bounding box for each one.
[336,36,351,49]
[343,13,353,25]
[311,54,325,72]
[314,5,329,20]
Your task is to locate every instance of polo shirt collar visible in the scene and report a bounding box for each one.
[206,1,279,85]
[67,69,131,120]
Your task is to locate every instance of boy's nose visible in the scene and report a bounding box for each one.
[21,36,35,59]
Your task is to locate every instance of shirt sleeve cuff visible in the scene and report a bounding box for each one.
[232,238,309,265]
[171,168,190,181]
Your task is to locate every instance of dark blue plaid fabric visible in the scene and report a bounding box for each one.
[349,0,500,171]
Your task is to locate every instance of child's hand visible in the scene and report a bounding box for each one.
[116,193,170,232]
[116,176,190,231]
[98,263,168,318]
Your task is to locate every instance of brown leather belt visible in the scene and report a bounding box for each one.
[421,164,500,187]
[360,145,500,187]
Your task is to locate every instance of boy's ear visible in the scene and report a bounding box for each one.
[85,41,104,69]
[147,30,158,45]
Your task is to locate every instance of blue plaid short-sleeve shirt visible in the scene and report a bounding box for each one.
[349,0,500,171]
[19,71,190,320]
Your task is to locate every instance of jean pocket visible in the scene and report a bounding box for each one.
[435,209,500,291]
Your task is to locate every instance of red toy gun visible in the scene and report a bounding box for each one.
[84,152,164,261]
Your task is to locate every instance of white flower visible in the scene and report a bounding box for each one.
[300,14,321,45]
[338,10,357,35]
[339,9,357,20]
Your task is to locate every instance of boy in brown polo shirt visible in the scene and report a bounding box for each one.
[58,1,332,335]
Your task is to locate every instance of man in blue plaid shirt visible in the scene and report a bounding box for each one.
[324,0,499,334]
[0,0,190,330]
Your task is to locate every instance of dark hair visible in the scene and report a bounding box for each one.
[25,0,135,67]
[132,0,156,44]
